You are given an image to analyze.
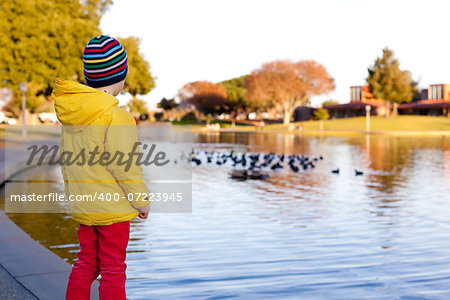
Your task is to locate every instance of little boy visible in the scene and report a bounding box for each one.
[51,35,150,300]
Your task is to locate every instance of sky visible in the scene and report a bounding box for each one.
[100,0,450,108]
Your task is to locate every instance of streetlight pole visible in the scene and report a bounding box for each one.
[365,105,371,133]
[19,82,27,138]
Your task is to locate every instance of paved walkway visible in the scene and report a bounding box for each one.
[0,139,99,300]
[0,264,37,300]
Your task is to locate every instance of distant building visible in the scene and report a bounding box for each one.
[399,84,450,116]
[417,89,428,101]
[324,86,387,118]
[293,106,316,121]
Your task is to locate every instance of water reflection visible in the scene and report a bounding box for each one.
[2,133,450,299]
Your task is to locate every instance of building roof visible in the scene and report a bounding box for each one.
[324,101,384,110]
[399,100,450,109]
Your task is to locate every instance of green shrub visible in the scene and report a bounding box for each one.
[313,108,329,120]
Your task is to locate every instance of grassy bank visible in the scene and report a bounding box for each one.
[174,116,450,133]
[172,120,253,128]
[296,116,450,131]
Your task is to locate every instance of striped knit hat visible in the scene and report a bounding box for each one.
[83,35,128,88]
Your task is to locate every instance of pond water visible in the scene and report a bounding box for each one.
[3,133,450,299]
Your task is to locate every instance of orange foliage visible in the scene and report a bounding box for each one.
[178,81,227,113]
[246,60,334,124]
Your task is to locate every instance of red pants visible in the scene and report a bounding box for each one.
[66,221,130,300]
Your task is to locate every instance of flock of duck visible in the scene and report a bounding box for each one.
[184,150,365,180]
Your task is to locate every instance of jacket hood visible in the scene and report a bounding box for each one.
[51,78,118,125]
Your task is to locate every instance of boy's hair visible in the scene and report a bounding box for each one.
[83,35,128,88]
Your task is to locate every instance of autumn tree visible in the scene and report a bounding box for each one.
[177,81,227,122]
[118,37,155,99]
[245,60,334,125]
[366,48,415,116]
[0,0,112,114]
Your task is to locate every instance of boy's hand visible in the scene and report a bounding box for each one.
[138,206,150,219]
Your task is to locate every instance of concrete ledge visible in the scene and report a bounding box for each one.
[0,264,37,300]
[0,146,99,300]
[0,210,100,299]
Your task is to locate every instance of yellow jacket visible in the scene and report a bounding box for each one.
[51,78,149,225]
